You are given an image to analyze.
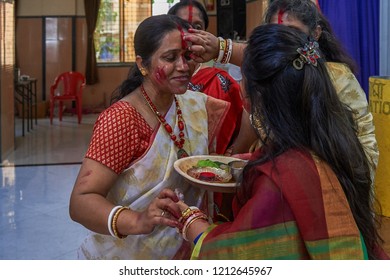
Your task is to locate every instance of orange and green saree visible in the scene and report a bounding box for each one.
[192,149,371,260]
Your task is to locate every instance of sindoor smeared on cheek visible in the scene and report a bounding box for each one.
[155,66,167,84]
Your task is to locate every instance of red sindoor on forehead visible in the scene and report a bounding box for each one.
[176,24,188,50]
[188,0,193,24]
[278,9,285,24]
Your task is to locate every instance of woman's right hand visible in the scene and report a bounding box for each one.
[185,28,219,63]
[133,188,182,234]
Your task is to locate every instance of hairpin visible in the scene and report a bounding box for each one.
[292,41,321,70]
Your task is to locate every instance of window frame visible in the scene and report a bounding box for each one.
[95,0,182,66]
[95,0,152,66]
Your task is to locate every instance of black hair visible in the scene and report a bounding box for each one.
[264,0,358,74]
[110,14,192,103]
[240,23,381,259]
[168,0,209,30]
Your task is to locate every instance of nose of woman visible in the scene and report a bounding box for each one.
[176,55,190,71]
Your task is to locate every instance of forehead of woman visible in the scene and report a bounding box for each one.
[134,15,190,59]
[269,11,310,35]
[175,6,205,30]
[157,29,187,53]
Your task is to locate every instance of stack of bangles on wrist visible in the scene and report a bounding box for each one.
[108,205,129,239]
[178,206,209,242]
[213,37,233,64]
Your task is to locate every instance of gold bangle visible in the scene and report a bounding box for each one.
[221,39,232,64]
[214,37,226,63]
[111,206,128,239]
[180,206,199,222]
[179,209,201,224]
[181,207,192,217]
[182,214,208,241]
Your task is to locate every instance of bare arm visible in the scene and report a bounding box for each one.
[176,200,210,243]
[231,110,258,154]
[69,158,180,236]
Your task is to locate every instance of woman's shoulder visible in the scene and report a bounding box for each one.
[326,61,351,74]
[99,101,138,118]
[325,62,368,106]
[253,149,317,176]
[325,62,359,86]
[277,149,317,171]
[95,101,146,128]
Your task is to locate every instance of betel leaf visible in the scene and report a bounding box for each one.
[196,159,220,168]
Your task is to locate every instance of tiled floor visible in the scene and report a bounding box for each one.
[6,113,97,166]
[0,164,89,259]
[1,114,389,259]
[0,114,97,259]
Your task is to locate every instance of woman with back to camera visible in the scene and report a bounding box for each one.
[166,24,388,260]
[69,14,229,260]
[184,0,379,183]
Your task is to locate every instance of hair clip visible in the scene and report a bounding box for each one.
[293,41,321,70]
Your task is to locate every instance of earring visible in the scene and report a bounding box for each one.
[139,67,147,76]
[249,113,262,130]
[250,113,266,138]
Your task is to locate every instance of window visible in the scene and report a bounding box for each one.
[95,0,180,64]
[152,0,180,16]
[0,1,15,66]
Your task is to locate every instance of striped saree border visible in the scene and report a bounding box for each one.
[192,221,306,260]
[305,235,366,259]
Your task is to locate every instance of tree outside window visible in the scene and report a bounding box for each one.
[95,0,180,64]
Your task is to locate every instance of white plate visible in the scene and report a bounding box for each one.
[173,155,244,193]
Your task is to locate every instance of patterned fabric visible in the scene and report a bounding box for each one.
[78,91,229,260]
[191,149,369,260]
[326,62,379,180]
[85,101,152,174]
[189,67,243,154]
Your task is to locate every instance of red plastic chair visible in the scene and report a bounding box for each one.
[50,71,86,124]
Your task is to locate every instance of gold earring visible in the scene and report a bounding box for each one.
[250,113,267,137]
[139,68,147,76]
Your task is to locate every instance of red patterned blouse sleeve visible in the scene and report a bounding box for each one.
[85,101,151,174]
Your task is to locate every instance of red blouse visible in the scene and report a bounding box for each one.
[85,101,153,174]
